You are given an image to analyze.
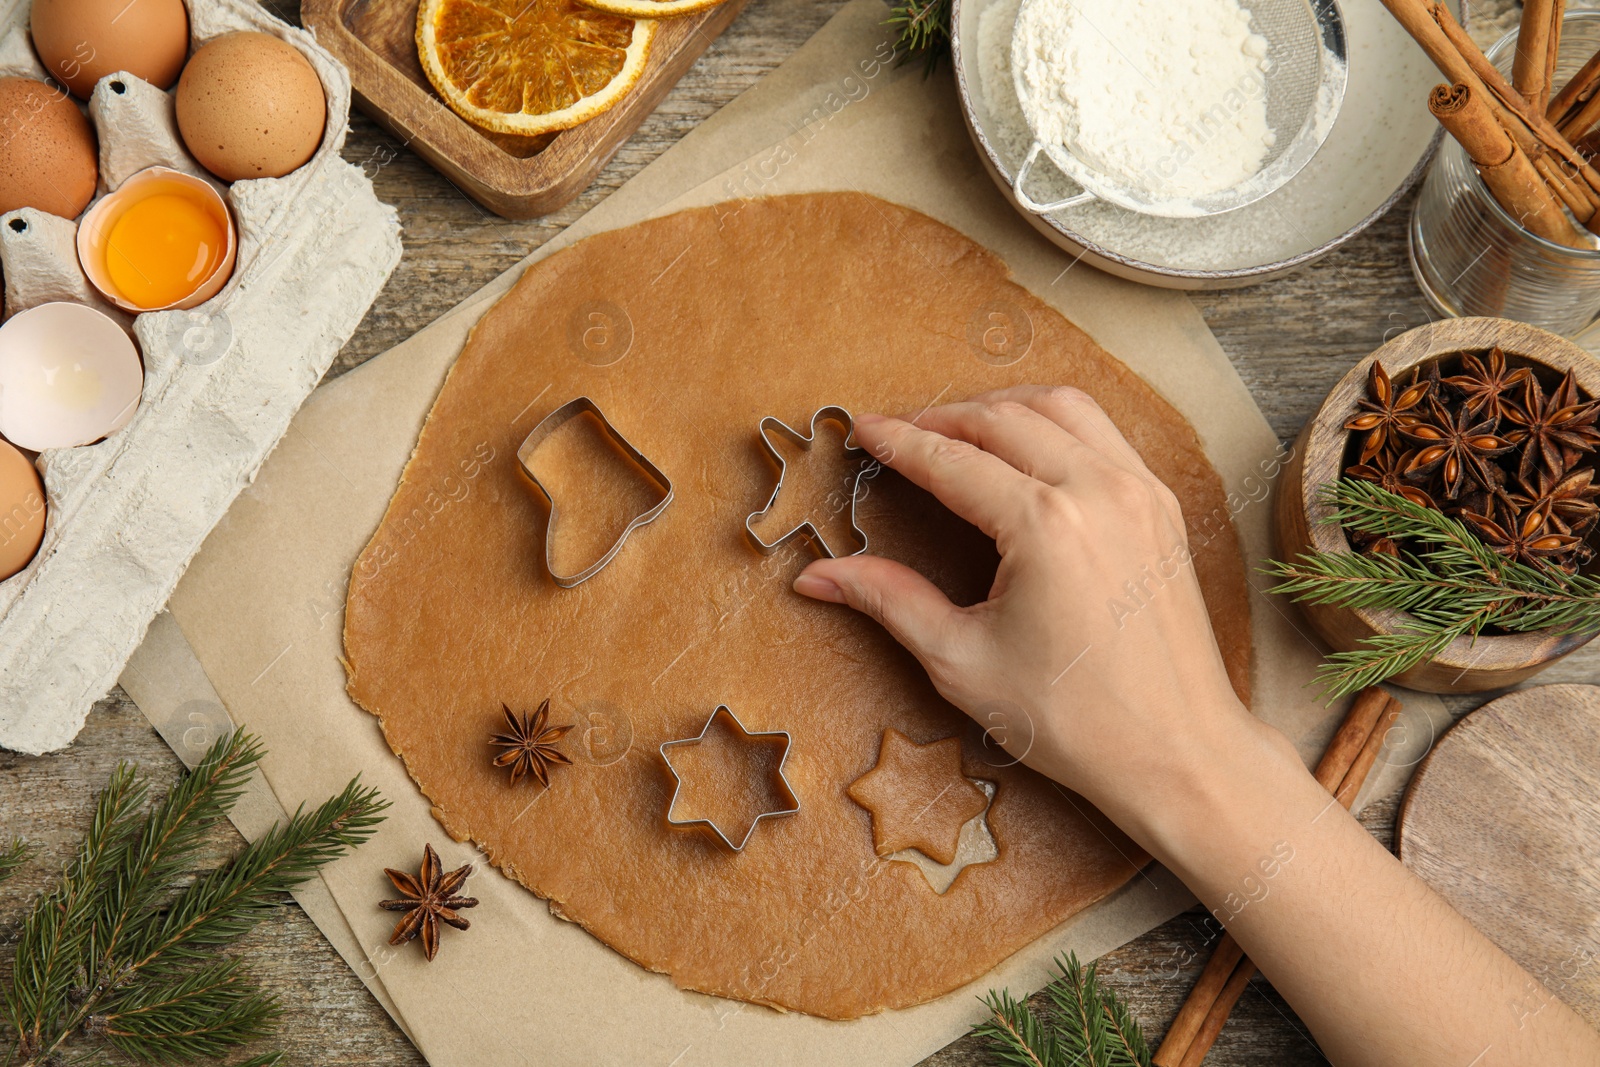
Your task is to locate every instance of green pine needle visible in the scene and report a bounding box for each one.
[1,732,387,1067]
[0,841,30,888]
[1264,480,1600,697]
[886,0,952,73]
[974,953,1152,1067]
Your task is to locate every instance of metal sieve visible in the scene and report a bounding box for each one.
[1009,0,1348,219]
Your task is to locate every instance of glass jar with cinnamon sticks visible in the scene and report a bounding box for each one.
[1406,8,1600,338]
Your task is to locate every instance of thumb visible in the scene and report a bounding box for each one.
[794,555,965,666]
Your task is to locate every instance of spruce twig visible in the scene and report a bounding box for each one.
[0,733,387,1067]
[1265,480,1600,697]
[886,0,952,73]
[974,953,1152,1067]
[0,841,29,888]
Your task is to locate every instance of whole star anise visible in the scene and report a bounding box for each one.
[1443,347,1532,422]
[1344,362,1432,464]
[1509,466,1600,537]
[1459,501,1581,568]
[490,699,573,787]
[1400,397,1516,501]
[1501,370,1600,480]
[1347,448,1436,509]
[379,843,478,961]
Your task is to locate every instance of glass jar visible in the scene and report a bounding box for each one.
[1410,12,1600,339]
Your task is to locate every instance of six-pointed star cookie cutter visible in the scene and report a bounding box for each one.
[659,705,800,852]
[744,405,876,558]
[517,396,674,588]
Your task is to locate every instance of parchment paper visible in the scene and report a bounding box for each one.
[125,3,1447,1062]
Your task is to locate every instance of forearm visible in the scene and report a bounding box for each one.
[1132,707,1600,1067]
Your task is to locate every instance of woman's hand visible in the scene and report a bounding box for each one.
[797,385,1600,1067]
[792,385,1281,842]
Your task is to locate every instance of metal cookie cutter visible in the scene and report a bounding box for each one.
[744,405,875,558]
[517,396,673,588]
[659,705,800,852]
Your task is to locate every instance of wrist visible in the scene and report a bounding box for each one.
[1117,706,1325,887]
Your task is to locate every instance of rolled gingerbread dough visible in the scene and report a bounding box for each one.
[344,192,1250,1019]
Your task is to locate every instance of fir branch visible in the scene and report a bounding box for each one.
[4,763,146,1058]
[973,953,1152,1067]
[886,0,952,73]
[123,778,387,973]
[1,734,387,1067]
[0,841,30,888]
[1264,481,1600,697]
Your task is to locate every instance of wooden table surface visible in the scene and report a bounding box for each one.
[0,0,1575,1063]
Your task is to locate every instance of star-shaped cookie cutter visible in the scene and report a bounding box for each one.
[517,396,673,588]
[744,405,875,558]
[659,705,800,852]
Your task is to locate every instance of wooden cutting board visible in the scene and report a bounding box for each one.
[1397,684,1600,1026]
[303,0,748,219]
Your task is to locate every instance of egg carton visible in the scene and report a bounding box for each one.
[0,0,402,753]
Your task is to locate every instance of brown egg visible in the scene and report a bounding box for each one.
[176,33,327,182]
[31,0,189,99]
[0,78,98,219]
[0,439,47,582]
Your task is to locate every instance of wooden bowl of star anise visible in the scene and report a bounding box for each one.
[1275,318,1600,693]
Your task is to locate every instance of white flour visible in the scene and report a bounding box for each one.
[1011,0,1275,202]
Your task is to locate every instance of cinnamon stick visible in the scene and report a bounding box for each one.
[1335,698,1402,808]
[1152,687,1398,1067]
[1514,0,1562,112]
[1534,152,1599,221]
[1429,82,1588,247]
[1177,958,1256,1067]
[1548,45,1600,127]
[1152,935,1246,1065]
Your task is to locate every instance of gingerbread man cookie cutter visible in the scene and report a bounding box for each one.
[744,405,876,558]
[517,396,673,588]
[659,705,800,852]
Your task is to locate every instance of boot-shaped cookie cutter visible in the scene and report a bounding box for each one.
[660,705,800,852]
[517,396,673,588]
[744,405,875,558]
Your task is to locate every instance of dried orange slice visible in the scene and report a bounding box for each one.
[576,0,731,17]
[417,0,655,137]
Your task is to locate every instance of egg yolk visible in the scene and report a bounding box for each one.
[105,193,227,310]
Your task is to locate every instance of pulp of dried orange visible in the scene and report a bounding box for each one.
[575,0,732,18]
[417,0,655,137]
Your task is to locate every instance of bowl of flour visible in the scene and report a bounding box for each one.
[1009,0,1343,218]
[954,0,1456,287]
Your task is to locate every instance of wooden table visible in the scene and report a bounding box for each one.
[0,0,1566,1063]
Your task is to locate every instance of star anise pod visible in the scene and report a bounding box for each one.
[379,843,478,962]
[1501,370,1600,480]
[1442,347,1531,422]
[1509,467,1600,537]
[490,699,573,787]
[1346,448,1436,509]
[1400,397,1516,501]
[1345,361,1431,464]
[1459,501,1581,568]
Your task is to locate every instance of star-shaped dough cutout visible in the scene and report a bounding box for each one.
[660,706,799,851]
[847,729,988,866]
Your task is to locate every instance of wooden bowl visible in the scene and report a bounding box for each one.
[1274,317,1600,693]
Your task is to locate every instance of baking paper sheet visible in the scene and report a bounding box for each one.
[124,2,1447,1062]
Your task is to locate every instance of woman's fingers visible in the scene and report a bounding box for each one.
[794,555,972,682]
[852,414,1038,540]
[909,400,1100,486]
[972,385,1154,478]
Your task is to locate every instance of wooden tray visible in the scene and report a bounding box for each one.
[303,0,748,219]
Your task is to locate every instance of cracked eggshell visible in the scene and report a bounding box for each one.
[0,301,142,451]
[30,0,189,98]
